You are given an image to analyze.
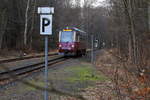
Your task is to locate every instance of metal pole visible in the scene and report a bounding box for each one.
[44,35,48,100]
[91,35,94,63]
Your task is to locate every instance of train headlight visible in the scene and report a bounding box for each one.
[59,44,62,48]
[71,44,75,48]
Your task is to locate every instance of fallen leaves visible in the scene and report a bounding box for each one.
[133,87,150,97]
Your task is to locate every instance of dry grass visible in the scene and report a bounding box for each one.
[95,49,150,100]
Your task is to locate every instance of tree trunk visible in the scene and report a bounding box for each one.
[148,2,150,31]
[123,0,136,64]
[0,9,7,49]
[29,0,37,50]
[24,0,30,47]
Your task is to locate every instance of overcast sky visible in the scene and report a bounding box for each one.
[72,0,107,7]
[80,0,107,7]
[92,0,107,7]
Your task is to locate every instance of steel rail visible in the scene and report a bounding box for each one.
[0,56,68,84]
[0,53,58,64]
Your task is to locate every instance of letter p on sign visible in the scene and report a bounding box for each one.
[40,15,52,35]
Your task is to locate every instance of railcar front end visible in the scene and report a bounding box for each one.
[58,29,77,56]
[58,28,87,56]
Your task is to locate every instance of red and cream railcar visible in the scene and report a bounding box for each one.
[58,28,87,56]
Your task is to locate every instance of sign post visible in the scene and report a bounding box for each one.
[38,7,54,100]
[44,35,48,100]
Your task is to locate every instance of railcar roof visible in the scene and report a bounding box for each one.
[62,27,87,36]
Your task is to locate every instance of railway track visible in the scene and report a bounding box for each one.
[0,53,58,64]
[0,56,68,86]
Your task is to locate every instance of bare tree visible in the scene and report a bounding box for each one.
[0,8,8,49]
[24,0,31,47]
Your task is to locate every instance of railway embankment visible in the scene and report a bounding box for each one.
[0,55,59,73]
[0,54,112,100]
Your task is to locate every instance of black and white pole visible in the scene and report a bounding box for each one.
[38,7,54,100]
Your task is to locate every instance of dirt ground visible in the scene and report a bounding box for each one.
[2,49,145,100]
[0,52,117,100]
[95,49,150,100]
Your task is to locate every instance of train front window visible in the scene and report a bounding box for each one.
[60,31,74,42]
